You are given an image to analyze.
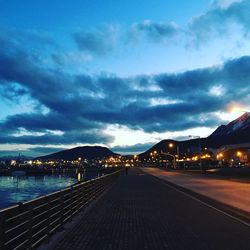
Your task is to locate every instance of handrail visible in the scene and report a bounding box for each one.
[0,169,121,250]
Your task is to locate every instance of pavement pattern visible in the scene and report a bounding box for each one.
[43,168,250,250]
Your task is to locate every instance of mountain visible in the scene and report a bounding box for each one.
[209,112,250,137]
[207,112,250,145]
[139,112,250,157]
[37,146,119,161]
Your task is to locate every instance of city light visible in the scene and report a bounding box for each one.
[237,151,242,157]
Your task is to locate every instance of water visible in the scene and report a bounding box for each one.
[0,175,77,209]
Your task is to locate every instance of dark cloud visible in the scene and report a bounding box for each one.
[0,82,28,102]
[73,26,118,56]
[130,20,179,42]
[0,147,67,157]
[28,147,67,154]
[0,130,113,145]
[0,150,25,157]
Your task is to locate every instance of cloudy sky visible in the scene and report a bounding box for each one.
[1,0,250,156]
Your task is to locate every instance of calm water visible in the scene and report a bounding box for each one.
[0,175,77,209]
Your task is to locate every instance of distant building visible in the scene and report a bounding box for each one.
[216,143,250,166]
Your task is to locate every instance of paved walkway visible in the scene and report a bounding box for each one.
[142,167,250,213]
[41,168,250,250]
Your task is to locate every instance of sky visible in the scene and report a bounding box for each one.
[1,0,250,156]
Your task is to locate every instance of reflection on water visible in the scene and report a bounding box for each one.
[0,175,77,209]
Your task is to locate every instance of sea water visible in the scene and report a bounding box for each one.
[0,175,77,209]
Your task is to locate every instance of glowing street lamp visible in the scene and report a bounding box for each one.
[168,143,179,168]
[236,151,242,163]
[217,153,224,160]
[133,154,138,166]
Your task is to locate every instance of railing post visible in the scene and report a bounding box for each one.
[76,185,81,212]
[0,212,5,250]
[59,190,64,231]
[45,196,51,242]
[90,181,94,200]
[93,179,97,198]
[70,187,73,220]
[80,184,85,207]
[88,181,92,202]
[27,204,34,249]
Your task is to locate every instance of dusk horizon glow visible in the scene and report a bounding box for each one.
[1,0,250,157]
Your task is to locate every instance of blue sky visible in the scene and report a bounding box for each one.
[1,0,250,156]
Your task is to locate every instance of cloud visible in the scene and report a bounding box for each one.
[0,27,56,49]
[189,0,250,41]
[111,143,154,155]
[73,25,119,56]
[29,146,66,154]
[0,147,67,157]
[0,129,113,145]
[51,52,92,66]
[1,29,250,149]
[129,20,180,43]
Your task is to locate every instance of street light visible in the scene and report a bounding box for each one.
[236,151,242,164]
[189,135,203,173]
[160,149,175,169]
[168,143,180,168]
[236,151,242,157]
[134,154,138,167]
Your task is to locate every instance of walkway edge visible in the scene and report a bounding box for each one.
[144,170,250,226]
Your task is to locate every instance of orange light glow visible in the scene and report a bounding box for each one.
[236,151,242,157]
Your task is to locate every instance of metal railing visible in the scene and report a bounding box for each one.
[0,170,121,250]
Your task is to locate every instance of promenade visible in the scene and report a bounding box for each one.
[40,168,250,250]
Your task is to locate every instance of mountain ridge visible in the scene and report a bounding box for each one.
[209,112,250,137]
[36,146,119,161]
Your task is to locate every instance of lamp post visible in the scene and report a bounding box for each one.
[168,143,179,168]
[160,150,175,169]
[236,151,242,166]
[134,154,138,167]
[189,135,203,173]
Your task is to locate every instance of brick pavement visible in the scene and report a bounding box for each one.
[41,168,250,250]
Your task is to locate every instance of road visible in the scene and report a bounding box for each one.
[40,168,250,250]
[142,167,250,213]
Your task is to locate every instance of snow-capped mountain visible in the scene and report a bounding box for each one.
[209,112,250,137]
